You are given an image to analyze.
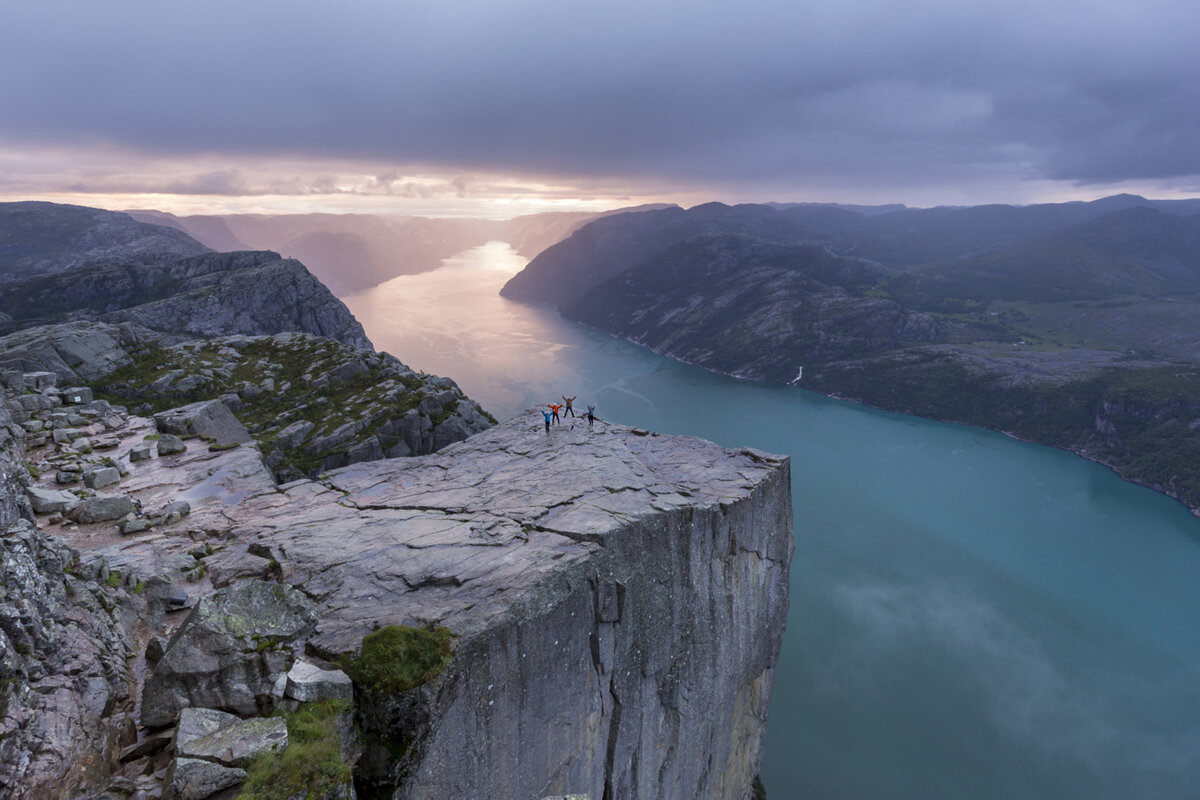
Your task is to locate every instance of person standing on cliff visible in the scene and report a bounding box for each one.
[548,402,562,425]
[562,394,576,418]
[586,402,596,428]
[541,407,553,432]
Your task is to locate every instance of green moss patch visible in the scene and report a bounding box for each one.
[238,700,354,800]
[346,625,453,695]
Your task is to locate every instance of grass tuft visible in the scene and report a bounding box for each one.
[346,625,453,695]
[238,699,354,800]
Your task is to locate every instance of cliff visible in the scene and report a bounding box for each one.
[0,202,371,349]
[0,372,143,799]
[0,202,210,278]
[7,350,791,798]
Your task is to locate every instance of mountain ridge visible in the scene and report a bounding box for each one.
[502,195,1200,515]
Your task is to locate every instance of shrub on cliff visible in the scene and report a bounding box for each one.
[238,699,354,800]
[346,625,453,694]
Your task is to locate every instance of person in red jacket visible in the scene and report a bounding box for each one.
[547,402,562,425]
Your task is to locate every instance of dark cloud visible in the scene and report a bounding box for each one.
[2,0,1198,198]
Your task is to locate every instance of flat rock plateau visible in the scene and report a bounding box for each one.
[7,372,792,800]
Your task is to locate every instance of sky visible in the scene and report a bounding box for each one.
[2,0,1199,218]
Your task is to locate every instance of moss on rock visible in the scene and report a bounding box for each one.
[346,625,453,695]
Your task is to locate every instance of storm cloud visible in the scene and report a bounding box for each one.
[2,0,1198,207]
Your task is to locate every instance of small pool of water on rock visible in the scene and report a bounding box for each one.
[344,242,1200,799]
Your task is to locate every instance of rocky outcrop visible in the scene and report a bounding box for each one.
[141,580,318,727]
[0,202,371,350]
[0,202,210,280]
[97,252,374,350]
[0,520,141,798]
[2,309,789,799]
[0,379,143,800]
[0,321,160,384]
[1,324,495,484]
[87,331,495,479]
[141,415,792,799]
[8,358,790,799]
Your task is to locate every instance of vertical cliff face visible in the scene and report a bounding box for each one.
[0,378,141,800]
[400,462,792,800]
[229,420,794,800]
[13,388,790,799]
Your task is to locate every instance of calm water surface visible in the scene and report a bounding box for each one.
[344,242,1200,799]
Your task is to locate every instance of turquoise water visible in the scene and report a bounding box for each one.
[344,242,1200,799]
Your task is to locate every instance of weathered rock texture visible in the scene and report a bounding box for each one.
[0,202,371,350]
[155,415,793,800]
[87,331,495,479]
[141,580,318,726]
[5,346,789,799]
[0,396,141,798]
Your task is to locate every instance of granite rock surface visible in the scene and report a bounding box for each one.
[96,412,792,799]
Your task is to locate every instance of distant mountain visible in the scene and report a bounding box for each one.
[128,211,496,296]
[768,201,908,217]
[126,205,672,297]
[126,208,250,252]
[890,206,1200,307]
[501,204,675,260]
[501,202,840,309]
[0,202,371,349]
[1,202,210,278]
[501,193,1200,515]
[568,234,940,381]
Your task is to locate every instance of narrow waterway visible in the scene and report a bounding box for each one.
[344,242,1200,799]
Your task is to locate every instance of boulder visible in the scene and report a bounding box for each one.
[82,466,121,490]
[61,387,94,404]
[118,518,152,535]
[23,371,57,390]
[16,393,59,412]
[275,420,315,450]
[140,580,318,727]
[162,757,246,800]
[285,660,354,703]
[52,427,81,444]
[174,707,243,749]
[157,433,187,455]
[27,486,79,514]
[68,494,136,523]
[129,443,154,462]
[148,500,190,526]
[154,400,252,447]
[177,716,288,768]
[118,730,174,763]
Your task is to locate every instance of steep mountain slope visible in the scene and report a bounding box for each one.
[887,206,1200,308]
[0,203,372,349]
[0,202,210,278]
[501,202,836,308]
[503,197,1200,515]
[569,234,940,380]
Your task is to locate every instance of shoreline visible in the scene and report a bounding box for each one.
[580,319,1200,520]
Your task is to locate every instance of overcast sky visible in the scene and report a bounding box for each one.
[2,0,1198,216]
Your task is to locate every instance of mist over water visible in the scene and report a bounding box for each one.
[344,242,1200,799]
